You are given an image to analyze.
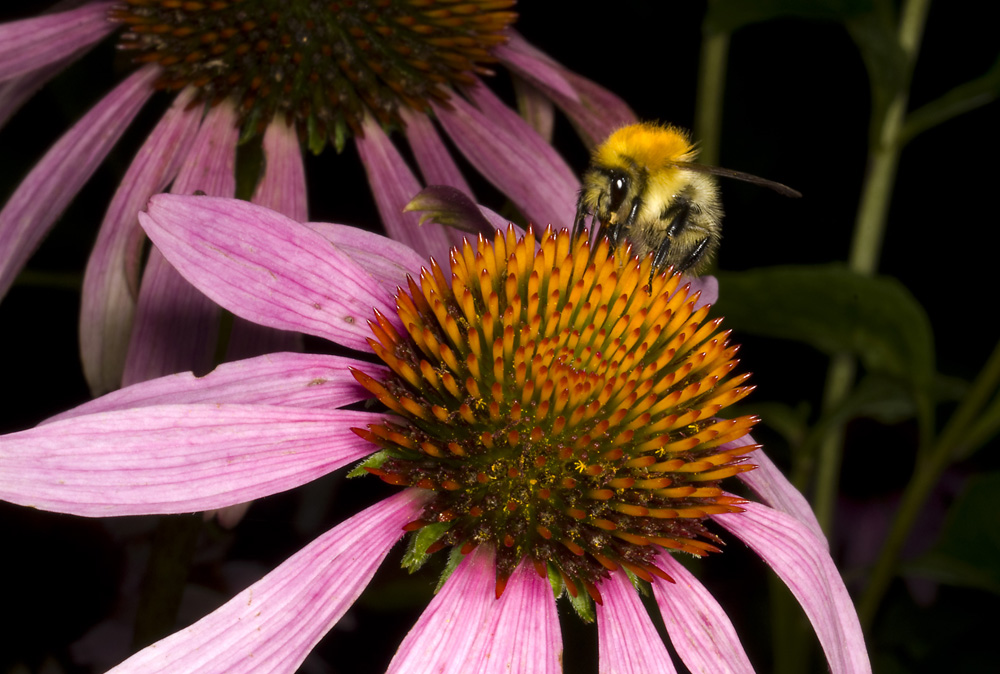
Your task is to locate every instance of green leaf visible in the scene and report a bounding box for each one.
[706,0,872,33]
[714,265,934,388]
[905,473,1000,594]
[740,400,812,447]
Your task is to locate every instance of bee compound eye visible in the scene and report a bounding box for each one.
[608,174,629,212]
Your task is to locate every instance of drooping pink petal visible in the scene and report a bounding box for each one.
[120,246,223,386]
[0,55,75,131]
[386,546,497,674]
[434,83,579,230]
[252,116,309,222]
[464,560,561,674]
[302,220,427,294]
[733,435,826,543]
[400,107,473,194]
[0,404,385,517]
[652,553,756,674]
[106,489,430,674]
[512,78,556,142]
[558,68,639,146]
[80,86,203,395]
[713,501,872,674]
[0,2,117,82]
[139,195,399,351]
[0,65,158,299]
[228,117,311,360]
[596,571,677,674]
[494,34,579,105]
[122,101,240,386]
[355,113,458,262]
[498,34,637,148]
[49,352,388,424]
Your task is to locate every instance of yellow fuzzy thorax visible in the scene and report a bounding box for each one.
[594,122,699,175]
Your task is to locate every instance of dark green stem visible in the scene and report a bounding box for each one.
[859,337,1000,628]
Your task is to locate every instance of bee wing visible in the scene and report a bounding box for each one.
[672,162,802,198]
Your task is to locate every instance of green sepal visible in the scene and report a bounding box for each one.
[332,118,349,154]
[307,114,326,155]
[435,545,468,593]
[345,449,392,478]
[238,107,263,146]
[402,521,453,574]
[566,583,596,623]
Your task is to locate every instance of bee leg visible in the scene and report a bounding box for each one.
[610,196,643,247]
[573,193,588,241]
[652,237,673,271]
[677,237,711,272]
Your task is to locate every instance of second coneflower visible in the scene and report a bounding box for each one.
[0,195,870,673]
[0,1,634,394]
[356,224,757,600]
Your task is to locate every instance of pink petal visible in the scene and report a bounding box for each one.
[225,317,304,363]
[512,78,556,142]
[0,65,158,299]
[169,100,238,196]
[498,34,637,147]
[0,404,384,517]
[230,118,310,360]
[733,435,826,543]
[49,352,387,423]
[120,247,222,386]
[252,116,308,222]
[139,195,399,351]
[689,274,719,308]
[302,220,426,294]
[355,114,459,262]
[107,489,430,674]
[464,559,561,674]
[597,571,677,674]
[713,502,872,674]
[387,546,497,674]
[434,84,579,230]
[652,553,755,674]
[0,56,74,130]
[80,86,203,395]
[121,100,240,386]
[495,35,579,104]
[400,106,473,194]
[0,2,117,82]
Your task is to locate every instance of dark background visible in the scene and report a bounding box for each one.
[2,1,997,672]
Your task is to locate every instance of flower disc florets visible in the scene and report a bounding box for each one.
[354,226,759,601]
[110,0,516,148]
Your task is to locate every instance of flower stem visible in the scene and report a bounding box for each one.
[132,515,202,649]
[813,0,930,535]
[859,337,1000,628]
[693,19,729,167]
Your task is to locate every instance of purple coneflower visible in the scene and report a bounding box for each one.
[0,1,632,394]
[0,194,870,673]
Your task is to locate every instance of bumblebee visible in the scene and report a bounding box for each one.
[573,122,800,275]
